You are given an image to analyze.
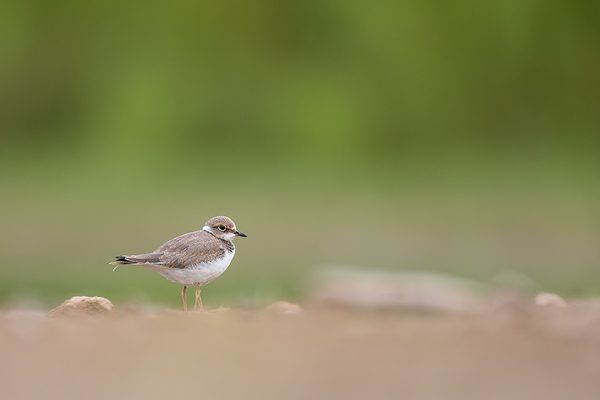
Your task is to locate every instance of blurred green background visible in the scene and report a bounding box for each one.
[1,1,599,309]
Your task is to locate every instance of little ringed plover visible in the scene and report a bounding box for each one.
[110,216,246,311]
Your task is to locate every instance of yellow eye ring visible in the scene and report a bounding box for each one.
[218,225,226,231]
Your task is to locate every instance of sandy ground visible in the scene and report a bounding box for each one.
[1,300,600,400]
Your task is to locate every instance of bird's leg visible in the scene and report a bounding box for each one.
[195,286,203,312]
[181,286,188,312]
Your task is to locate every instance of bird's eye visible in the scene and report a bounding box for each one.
[218,225,226,231]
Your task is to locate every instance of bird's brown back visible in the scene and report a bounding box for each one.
[155,230,235,269]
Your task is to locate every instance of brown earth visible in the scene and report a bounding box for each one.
[1,299,600,400]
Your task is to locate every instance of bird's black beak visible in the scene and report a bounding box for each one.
[235,230,247,237]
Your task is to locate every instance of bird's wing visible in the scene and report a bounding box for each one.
[156,230,230,269]
[111,230,231,269]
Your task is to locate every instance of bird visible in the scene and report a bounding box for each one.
[110,216,246,311]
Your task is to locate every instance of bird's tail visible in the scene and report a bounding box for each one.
[109,253,163,266]
[109,256,136,266]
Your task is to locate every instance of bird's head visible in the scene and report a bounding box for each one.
[203,216,247,241]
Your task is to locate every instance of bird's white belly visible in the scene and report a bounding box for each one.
[146,250,235,287]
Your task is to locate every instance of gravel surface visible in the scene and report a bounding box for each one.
[1,299,600,400]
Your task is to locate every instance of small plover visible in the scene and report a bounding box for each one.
[110,216,246,311]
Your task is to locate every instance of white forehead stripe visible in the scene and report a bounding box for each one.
[202,225,211,232]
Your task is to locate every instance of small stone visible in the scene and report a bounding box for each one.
[47,296,115,318]
[264,301,302,314]
[534,292,567,307]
